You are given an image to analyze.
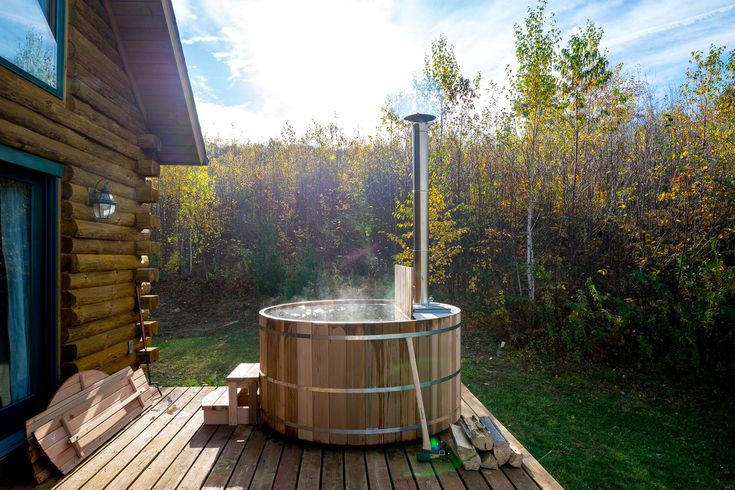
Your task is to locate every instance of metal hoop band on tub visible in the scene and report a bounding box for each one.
[261,411,458,435]
[258,322,460,341]
[259,368,460,394]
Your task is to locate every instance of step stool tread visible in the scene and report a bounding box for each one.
[227,363,260,381]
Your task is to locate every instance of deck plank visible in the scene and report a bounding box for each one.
[502,466,542,490]
[404,443,441,489]
[226,426,267,488]
[271,442,302,490]
[431,456,466,490]
[482,469,516,490]
[201,424,253,489]
[250,436,284,489]
[152,423,217,489]
[178,424,235,489]
[384,445,417,489]
[364,447,392,490]
[297,447,322,489]
[344,448,368,490]
[128,389,217,488]
[103,388,211,488]
[53,386,177,489]
[458,468,491,489]
[321,448,344,490]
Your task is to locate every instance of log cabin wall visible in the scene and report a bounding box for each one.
[0,0,163,379]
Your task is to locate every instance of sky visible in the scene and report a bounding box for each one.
[0,0,56,69]
[171,0,735,142]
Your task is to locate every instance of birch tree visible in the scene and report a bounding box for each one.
[508,0,560,302]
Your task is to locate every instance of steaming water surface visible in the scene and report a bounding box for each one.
[268,301,403,322]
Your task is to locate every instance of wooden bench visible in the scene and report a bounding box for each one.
[202,363,259,425]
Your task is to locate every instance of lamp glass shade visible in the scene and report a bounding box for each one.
[91,187,117,220]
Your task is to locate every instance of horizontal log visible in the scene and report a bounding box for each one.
[137,159,160,177]
[0,119,143,192]
[136,320,158,338]
[67,61,137,115]
[67,27,145,130]
[138,295,159,311]
[64,254,148,273]
[66,95,137,147]
[62,323,137,361]
[68,76,144,136]
[135,347,159,365]
[62,270,134,290]
[0,95,138,174]
[62,201,136,227]
[62,337,143,375]
[63,310,144,343]
[135,268,159,284]
[0,69,140,155]
[61,182,140,213]
[138,134,161,151]
[69,0,118,59]
[61,219,144,241]
[136,213,160,230]
[63,165,142,201]
[68,24,130,96]
[62,237,154,255]
[62,282,135,308]
[62,297,135,326]
[136,183,159,203]
[136,241,160,256]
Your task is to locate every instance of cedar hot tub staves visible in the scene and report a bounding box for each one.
[259,299,462,445]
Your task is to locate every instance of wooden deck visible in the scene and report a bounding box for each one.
[53,385,562,489]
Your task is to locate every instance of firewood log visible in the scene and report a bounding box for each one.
[478,450,499,469]
[507,447,523,468]
[460,414,493,451]
[443,424,481,471]
[479,416,511,465]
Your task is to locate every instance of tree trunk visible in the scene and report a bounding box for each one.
[188,227,193,276]
[526,183,535,302]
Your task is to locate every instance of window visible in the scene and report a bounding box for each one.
[0,145,61,458]
[0,0,65,97]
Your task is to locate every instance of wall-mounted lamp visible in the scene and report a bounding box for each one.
[89,180,117,221]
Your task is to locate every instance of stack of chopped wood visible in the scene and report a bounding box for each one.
[442,414,524,471]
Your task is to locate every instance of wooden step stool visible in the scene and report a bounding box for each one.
[202,363,259,425]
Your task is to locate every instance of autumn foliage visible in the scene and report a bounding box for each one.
[154,5,734,382]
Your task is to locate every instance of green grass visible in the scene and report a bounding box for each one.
[152,319,260,386]
[462,354,734,489]
[153,303,733,489]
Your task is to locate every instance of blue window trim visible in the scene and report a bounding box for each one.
[0,0,66,99]
[0,144,61,458]
[0,144,64,177]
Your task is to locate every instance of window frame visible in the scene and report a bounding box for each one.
[0,144,62,458]
[0,0,66,99]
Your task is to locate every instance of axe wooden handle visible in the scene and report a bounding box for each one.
[406,337,431,451]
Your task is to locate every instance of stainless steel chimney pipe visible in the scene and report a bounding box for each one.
[405,113,435,306]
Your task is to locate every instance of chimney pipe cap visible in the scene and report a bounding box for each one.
[404,113,436,123]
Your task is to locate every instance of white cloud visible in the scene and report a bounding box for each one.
[173,0,735,142]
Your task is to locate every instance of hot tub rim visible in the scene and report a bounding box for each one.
[259,297,460,325]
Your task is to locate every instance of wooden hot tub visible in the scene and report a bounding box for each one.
[258,299,461,445]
